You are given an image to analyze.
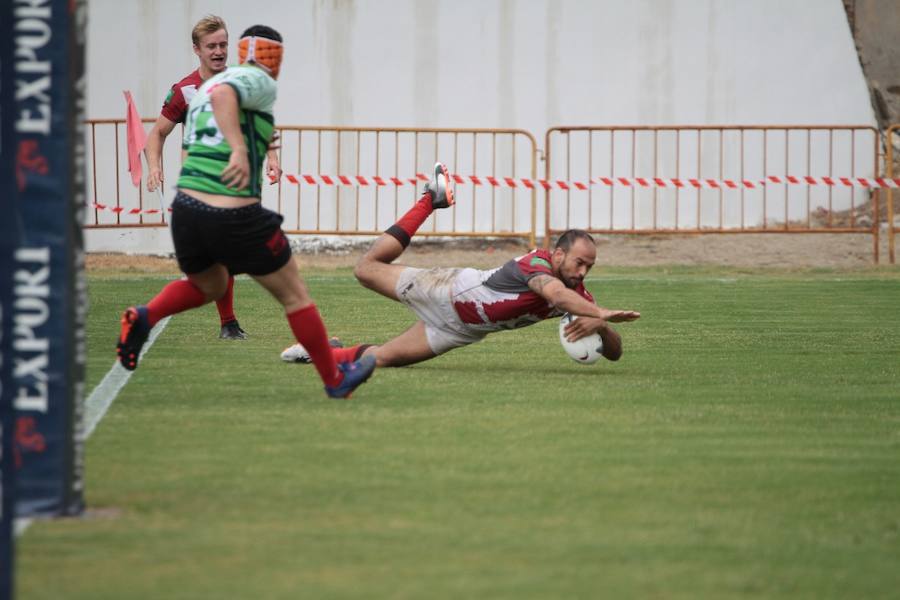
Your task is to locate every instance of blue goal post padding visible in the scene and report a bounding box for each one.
[1,0,18,596]
[6,0,87,522]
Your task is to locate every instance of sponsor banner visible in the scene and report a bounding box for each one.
[11,0,87,517]
[2,1,17,596]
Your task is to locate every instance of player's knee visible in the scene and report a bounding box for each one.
[353,259,374,289]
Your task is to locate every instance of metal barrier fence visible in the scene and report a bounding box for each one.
[274,126,538,245]
[85,120,893,262]
[85,120,538,246]
[86,118,165,228]
[543,125,883,262]
[887,124,898,264]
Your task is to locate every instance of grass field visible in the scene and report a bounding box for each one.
[15,265,900,599]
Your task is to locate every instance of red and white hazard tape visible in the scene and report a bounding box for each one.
[91,204,170,214]
[91,173,900,215]
[284,173,900,190]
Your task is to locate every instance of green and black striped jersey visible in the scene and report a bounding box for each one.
[177,64,276,197]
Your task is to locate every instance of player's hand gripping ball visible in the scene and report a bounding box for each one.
[559,313,604,365]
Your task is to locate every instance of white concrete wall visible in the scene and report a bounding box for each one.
[85,0,876,253]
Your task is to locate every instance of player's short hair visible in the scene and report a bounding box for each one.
[240,25,283,43]
[192,15,227,47]
[554,229,595,252]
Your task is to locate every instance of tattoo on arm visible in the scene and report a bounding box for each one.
[528,274,556,296]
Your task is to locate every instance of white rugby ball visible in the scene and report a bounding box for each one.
[559,313,604,364]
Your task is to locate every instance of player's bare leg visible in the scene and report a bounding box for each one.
[355,162,455,301]
[186,263,230,302]
[251,257,312,312]
[354,235,407,301]
[281,321,437,368]
[359,321,437,368]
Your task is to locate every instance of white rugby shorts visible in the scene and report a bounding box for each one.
[394,267,487,355]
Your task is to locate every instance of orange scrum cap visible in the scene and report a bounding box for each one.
[238,36,283,79]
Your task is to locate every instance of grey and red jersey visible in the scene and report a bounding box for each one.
[450,248,594,333]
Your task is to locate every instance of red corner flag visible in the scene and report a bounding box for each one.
[123,90,147,187]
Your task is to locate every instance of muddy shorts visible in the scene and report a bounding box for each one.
[395,267,488,355]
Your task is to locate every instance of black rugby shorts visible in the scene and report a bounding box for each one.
[170,191,292,276]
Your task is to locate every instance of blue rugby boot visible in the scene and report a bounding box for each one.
[325,354,377,399]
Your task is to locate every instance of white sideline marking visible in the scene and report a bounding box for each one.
[84,316,171,438]
[14,316,171,538]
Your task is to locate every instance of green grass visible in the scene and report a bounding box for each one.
[16,266,900,599]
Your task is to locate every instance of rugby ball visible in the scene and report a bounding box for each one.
[559,313,604,364]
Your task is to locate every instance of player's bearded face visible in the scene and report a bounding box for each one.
[555,240,596,288]
[195,29,228,74]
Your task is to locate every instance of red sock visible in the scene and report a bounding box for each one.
[145,279,207,326]
[332,345,364,363]
[395,193,434,237]
[215,275,236,325]
[286,304,341,387]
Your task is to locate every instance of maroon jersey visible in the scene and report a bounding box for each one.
[160,69,203,123]
[450,249,595,332]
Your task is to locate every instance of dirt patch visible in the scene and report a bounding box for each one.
[87,253,181,273]
[591,232,893,269]
[87,232,897,274]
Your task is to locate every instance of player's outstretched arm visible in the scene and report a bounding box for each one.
[597,308,641,322]
[528,274,640,322]
[145,115,177,192]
